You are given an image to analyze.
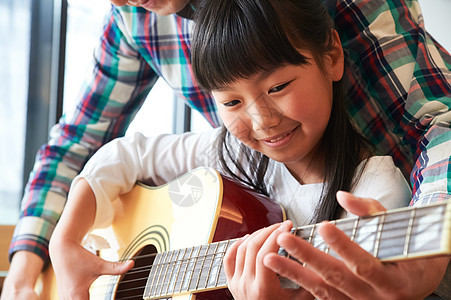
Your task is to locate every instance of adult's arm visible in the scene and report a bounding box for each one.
[326,1,451,296]
[326,0,451,202]
[263,192,450,299]
[8,5,157,269]
[1,8,157,299]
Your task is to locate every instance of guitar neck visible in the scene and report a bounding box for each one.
[143,201,451,299]
[287,200,451,262]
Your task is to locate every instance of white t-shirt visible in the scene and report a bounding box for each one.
[74,128,411,229]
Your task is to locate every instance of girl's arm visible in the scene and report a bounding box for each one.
[49,179,133,300]
[49,129,217,298]
[77,130,218,229]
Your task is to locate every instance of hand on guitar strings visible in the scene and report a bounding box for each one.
[263,191,449,300]
[224,221,317,300]
[49,179,135,300]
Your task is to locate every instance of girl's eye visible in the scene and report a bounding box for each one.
[223,100,241,107]
[269,82,290,93]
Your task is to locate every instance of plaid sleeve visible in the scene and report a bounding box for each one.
[9,7,158,265]
[326,0,451,206]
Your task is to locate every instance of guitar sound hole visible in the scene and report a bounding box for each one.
[115,244,157,300]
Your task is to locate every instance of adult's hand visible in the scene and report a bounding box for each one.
[109,0,129,5]
[0,251,43,300]
[264,191,449,299]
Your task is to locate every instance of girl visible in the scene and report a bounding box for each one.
[49,0,411,298]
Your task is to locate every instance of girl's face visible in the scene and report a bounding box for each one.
[212,46,343,181]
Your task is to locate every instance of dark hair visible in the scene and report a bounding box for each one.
[192,0,373,223]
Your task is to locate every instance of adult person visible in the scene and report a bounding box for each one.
[1,0,450,299]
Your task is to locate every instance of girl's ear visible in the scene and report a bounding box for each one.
[327,29,344,82]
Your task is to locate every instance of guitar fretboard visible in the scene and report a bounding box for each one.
[143,201,451,299]
[283,201,451,262]
[143,239,234,299]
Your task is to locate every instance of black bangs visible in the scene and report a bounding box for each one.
[192,0,307,91]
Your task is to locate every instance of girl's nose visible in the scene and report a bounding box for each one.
[249,98,282,131]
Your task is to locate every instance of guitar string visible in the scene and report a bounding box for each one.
[111,206,449,264]
[87,211,450,298]
[92,212,450,281]
[107,209,450,268]
[95,211,446,285]
[298,216,446,238]
[96,212,451,274]
[90,249,230,290]
[89,249,230,299]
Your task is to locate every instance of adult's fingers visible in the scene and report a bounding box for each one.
[109,0,129,6]
[264,252,344,300]
[336,191,386,216]
[274,232,377,299]
[318,222,399,285]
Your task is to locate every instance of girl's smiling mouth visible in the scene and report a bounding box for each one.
[260,126,299,147]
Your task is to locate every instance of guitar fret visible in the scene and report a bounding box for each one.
[214,240,230,287]
[192,244,210,290]
[186,246,202,291]
[403,208,417,257]
[350,218,359,242]
[216,240,233,287]
[203,242,219,289]
[165,248,184,296]
[373,213,386,257]
[154,251,170,297]
[409,204,447,255]
[163,249,180,296]
[144,253,163,298]
[308,224,315,244]
[175,246,194,293]
[377,209,411,259]
[150,252,167,297]
[159,250,175,296]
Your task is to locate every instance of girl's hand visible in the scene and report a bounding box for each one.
[48,178,133,299]
[49,231,134,300]
[223,221,314,300]
[263,191,449,299]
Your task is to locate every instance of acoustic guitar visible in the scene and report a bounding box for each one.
[36,167,451,299]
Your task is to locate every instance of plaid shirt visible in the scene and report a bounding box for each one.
[10,0,451,271]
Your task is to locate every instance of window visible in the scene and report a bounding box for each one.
[0,0,31,224]
[419,0,451,53]
[64,0,182,137]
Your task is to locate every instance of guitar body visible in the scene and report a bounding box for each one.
[36,167,284,299]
